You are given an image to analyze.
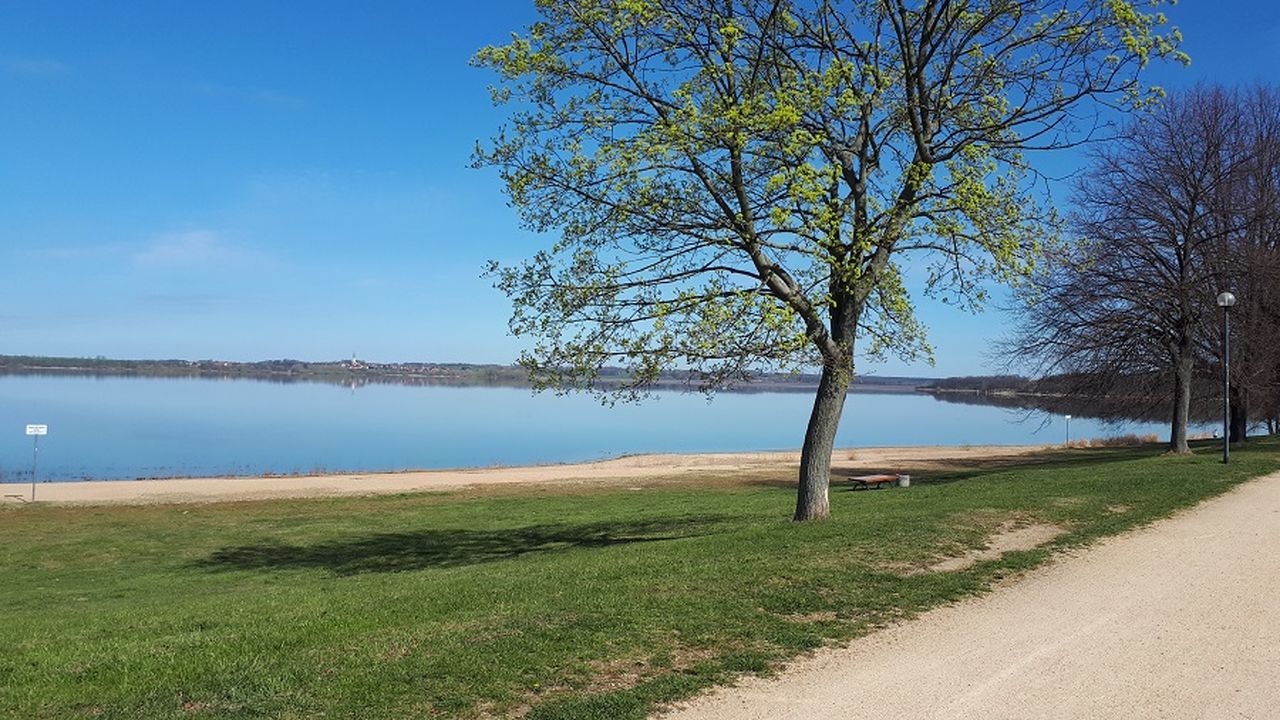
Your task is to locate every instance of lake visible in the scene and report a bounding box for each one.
[0,374,1175,483]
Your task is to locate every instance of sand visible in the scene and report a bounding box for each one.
[658,470,1280,720]
[0,444,1048,505]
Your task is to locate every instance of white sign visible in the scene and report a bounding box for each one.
[25,424,47,436]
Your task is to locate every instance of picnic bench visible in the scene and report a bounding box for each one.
[849,473,909,490]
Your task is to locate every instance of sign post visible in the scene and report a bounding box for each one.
[25,424,47,501]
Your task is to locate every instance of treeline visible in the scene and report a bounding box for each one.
[0,355,931,393]
[925,373,1222,425]
[0,355,532,384]
[1003,84,1280,450]
[927,375,1034,393]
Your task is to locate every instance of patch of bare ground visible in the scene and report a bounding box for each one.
[920,521,1067,574]
[484,645,726,718]
[780,611,839,623]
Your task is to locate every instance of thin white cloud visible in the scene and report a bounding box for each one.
[2,57,68,77]
[190,81,305,109]
[132,230,266,269]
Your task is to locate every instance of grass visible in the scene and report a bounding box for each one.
[2,439,1278,719]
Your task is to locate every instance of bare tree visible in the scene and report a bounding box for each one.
[1211,85,1280,440]
[1005,86,1245,453]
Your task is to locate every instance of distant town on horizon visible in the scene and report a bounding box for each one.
[0,353,943,392]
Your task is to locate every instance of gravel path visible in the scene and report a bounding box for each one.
[660,471,1280,720]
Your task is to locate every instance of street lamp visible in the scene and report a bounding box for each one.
[1217,291,1237,464]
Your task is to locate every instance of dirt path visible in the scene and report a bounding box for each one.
[0,444,1046,505]
[659,471,1280,720]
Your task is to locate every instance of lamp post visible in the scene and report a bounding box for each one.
[1217,291,1237,464]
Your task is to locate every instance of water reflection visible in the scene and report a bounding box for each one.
[925,387,1220,425]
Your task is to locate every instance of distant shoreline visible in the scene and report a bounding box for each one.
[0,354,938,395]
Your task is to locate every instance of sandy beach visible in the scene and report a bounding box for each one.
[0,444,1050,505]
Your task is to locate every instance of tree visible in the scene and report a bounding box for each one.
[475,0,1185,519]
[1004,86,1247,453]
[1209,85,1280,441]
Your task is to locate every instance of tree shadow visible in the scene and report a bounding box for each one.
[828,444,1170,489]
[192,515,729,575]
[732,444,1173,491]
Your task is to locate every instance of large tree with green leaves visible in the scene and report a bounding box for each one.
[474,0,1185,520]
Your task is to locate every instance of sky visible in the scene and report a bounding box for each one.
[2,2,1277,377]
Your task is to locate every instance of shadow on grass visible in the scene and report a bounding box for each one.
[831,445,1169,489]
[193,515,729,575]
[858,440,1280,489]
[736,444,1173,491]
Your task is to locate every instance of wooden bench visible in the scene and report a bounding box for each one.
[849,474,904,490]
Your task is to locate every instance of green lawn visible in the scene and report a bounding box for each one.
[2,440,1277,719]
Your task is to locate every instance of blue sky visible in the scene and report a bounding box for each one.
[2,2,1276,377]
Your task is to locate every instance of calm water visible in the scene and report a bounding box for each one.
[0,375,1173,483]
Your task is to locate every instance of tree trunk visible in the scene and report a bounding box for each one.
[1169,353,1193,454]
[795,361,852,522]
[1230,386,1247,442]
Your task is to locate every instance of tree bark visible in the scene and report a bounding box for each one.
[795,360,852,522]
[1230,386,1248,442]
[1169,352,1193,454]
